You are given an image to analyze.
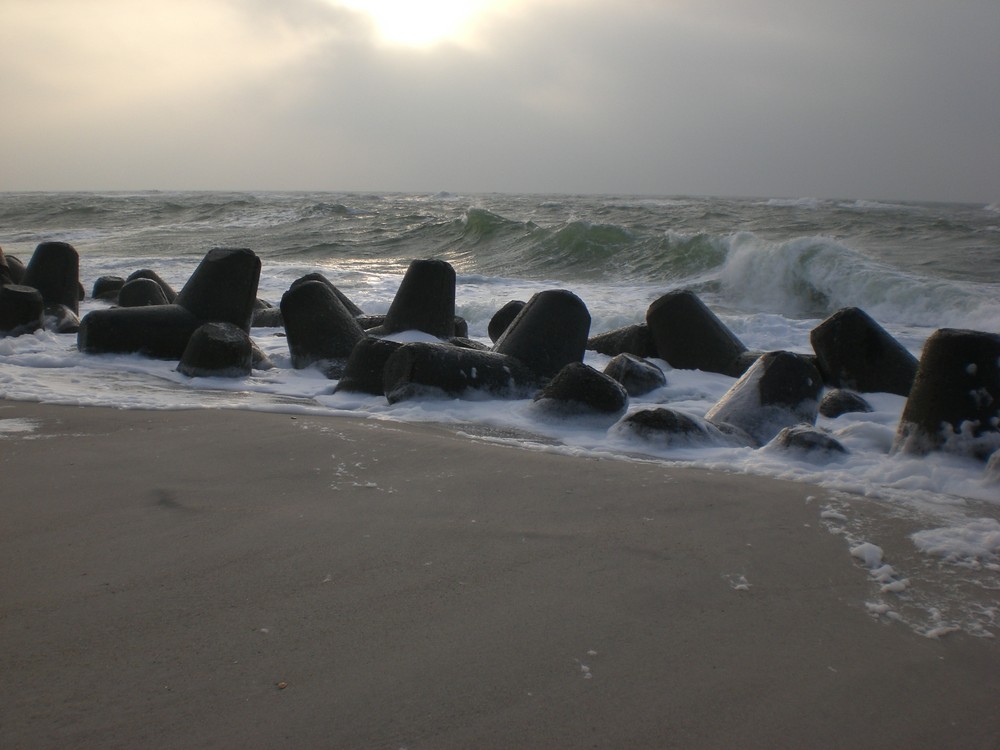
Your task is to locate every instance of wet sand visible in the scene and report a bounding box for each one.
[1,401,998,749]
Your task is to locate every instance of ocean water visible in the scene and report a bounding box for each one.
[2,192,1000,600]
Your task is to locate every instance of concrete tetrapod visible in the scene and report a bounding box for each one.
[22,241,81,315]
[705,350,823,446]
[280,280,367,374]
[493,289,591,380]
[645,290,748,377]
[78,248,261,359]
[894,328,1000,459]
[383,342,537,404]
[810,307,918,396]
[370,259,456,339]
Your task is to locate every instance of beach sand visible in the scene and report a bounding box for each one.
[1,401,998,749]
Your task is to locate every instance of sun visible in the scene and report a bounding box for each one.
[335,0,505,48]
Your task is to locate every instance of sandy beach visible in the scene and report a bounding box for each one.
[2,400,998,749]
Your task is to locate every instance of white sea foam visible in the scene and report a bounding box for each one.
[840,199,923,213]
[762,197,824,209]
[850,542,884,568]
[911,519,1000,564]
[2,300,997,517]
[0,417,37,435]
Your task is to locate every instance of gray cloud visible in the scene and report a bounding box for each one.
[1,0,997,201]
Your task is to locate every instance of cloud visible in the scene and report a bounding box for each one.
[1,0,997,200]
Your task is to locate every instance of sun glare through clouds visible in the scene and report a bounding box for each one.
[333,0,508,48]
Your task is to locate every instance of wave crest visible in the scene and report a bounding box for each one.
[716,232,1000,329]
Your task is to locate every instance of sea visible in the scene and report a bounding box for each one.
[2,191,1000,631]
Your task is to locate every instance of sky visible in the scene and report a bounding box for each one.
[1,0,998,202]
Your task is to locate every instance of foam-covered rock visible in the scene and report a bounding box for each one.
[250,340,275,371]
[767,425,848,455]
[819,389,873,418]
[810,307,918,396]
[532,362,629,416]
[705,350,822,446]
[43,304,80,334]
[383,342,536,404]
[986,451,1000,485]
[493,289,591,379]
[603,353,666,396]
[177,322,252,378]
[645,290,748,377]
[614,407,738,447]
[894,328,1000,459]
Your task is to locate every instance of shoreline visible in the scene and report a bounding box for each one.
[2,401,998,748]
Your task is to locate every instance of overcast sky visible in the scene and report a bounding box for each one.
[2,0,998,201]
